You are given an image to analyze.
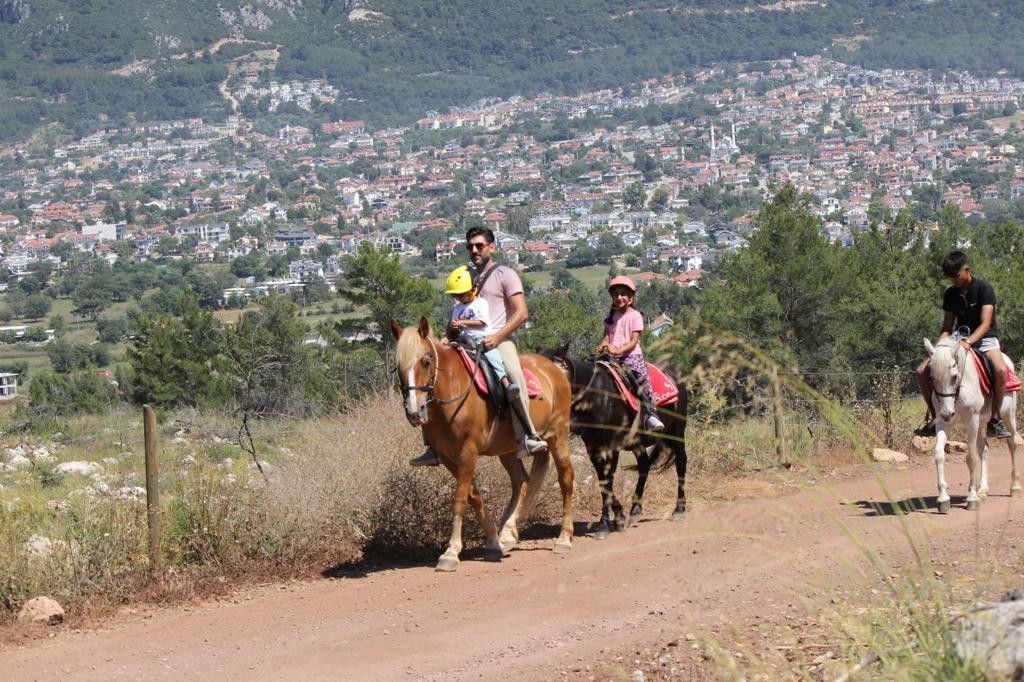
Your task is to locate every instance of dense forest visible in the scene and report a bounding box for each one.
[3,1,1024,139]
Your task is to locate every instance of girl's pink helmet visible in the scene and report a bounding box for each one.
[607,275,637,294]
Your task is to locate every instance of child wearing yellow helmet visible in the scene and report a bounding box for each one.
[445,265,519,401]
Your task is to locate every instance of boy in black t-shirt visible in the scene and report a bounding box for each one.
[915,251,1011,438]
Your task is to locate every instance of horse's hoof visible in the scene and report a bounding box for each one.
[630,511,642,526]
[614,518,628,532]
[937,499,951,514]
[552,540,572,554]
[484,547,503,562]
[593,528,609,540]
[1012,487,1022,498]
[435,556,460,572]
[966,500,980,511]
[498,540,515,555]
[671,510,685,521]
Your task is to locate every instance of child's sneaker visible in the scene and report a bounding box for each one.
[645,414,665,432]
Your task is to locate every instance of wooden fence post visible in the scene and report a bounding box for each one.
[770,367,788,464]
[143,405,161,574]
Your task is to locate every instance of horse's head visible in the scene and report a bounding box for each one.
[391,317,437,426]
[537,343,573,378]
[925,337,964,420]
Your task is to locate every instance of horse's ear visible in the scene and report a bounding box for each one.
[556,341,570,358]
[418,316,431,338]
[924,338,935,357]
[390,320,402,340]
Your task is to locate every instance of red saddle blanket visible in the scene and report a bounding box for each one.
[597,361,680,413]
[455,347,543,398]
[971,351,1022,395]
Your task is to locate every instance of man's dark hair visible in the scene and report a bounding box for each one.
[465,226,495,244]
[942,250,969,277]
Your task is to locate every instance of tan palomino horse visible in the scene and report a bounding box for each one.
[391,318,575,571]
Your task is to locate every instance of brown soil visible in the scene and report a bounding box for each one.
[3,443,1023,680]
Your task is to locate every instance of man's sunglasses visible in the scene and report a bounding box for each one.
[466,242,490,251]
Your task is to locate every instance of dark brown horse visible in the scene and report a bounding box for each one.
[391,318,575,571]
[540,347,688,539]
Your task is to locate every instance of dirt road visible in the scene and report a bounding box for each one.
[5,445,1023,680]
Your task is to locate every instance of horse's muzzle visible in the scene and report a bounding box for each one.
[405,395,428,427]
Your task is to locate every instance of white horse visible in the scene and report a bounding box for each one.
[924,337,1021,512]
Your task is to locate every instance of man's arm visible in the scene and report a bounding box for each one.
[484,292,527,349]
[939,310,954,339]
[963,305,994,346]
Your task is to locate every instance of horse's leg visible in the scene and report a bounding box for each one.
[934,421,951,513]
[467,481,503,562]
[549,432,574,554]
[437,461,475,572]
[606,449,628,532]
[979,441,990,499]
[965,415,983,511]
[590,446,614,540]
[629,446,651,525]
[497,454,529,554]
[1008,395,1021,497]
[672,425,688,520]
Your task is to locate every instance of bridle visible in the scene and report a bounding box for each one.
[396,337,477,417]
[932,342,966,402]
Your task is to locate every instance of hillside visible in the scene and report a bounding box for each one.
[3,0,1024,140]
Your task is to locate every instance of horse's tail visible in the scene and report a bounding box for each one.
[519,451,552,518]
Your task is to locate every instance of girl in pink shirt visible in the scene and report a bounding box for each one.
[595,276,665,432]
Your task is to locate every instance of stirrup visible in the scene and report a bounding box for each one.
[518,436,548,458]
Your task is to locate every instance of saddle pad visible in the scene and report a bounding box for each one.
[971,351,1022,395]
[596,361,679,413]
[455,347,543,398]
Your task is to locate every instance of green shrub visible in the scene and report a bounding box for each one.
[28,370,116,416]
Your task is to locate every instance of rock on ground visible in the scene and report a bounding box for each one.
[56,461,101,476]
[951,589,1024,679]
[17,597,65,625]
[871,448,908,463]
[7,454,31,470]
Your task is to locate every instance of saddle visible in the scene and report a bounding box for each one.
[970,348,1022,395]
[596,360,679,413]
[454,346,543,417]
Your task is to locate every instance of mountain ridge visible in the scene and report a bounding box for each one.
[2,1,1024,141]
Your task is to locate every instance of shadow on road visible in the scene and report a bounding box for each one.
[847,495,965,516]
[319,519,594,579]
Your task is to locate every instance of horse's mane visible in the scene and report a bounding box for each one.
[395,327,430,371]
